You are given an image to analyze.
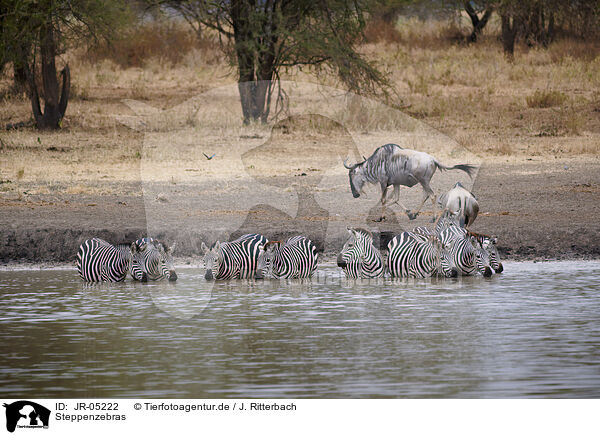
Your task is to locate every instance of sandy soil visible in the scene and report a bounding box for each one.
[1,149,599,264]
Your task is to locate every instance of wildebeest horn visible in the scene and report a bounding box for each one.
[343,159,356,170]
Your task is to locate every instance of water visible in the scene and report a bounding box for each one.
[1,261,599,398]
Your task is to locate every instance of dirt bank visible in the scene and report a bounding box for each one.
[1,158,599,265]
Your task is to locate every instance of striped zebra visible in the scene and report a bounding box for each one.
[387,231,457,278]
[337,228,384,278]
[469,232,503,273]
[255,236,318,279]
[130,238,177,282]
[76,238,132,282]
[439,228,492,277]
[435,213,502,275]
[201,233,268,280]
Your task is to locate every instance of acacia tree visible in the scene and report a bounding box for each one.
[0,0,128,129]
[164,0,393,124]
[464,1,494,42]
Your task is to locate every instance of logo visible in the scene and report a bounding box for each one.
[3,401,50,433]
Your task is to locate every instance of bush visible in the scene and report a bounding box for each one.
[85,21,218,68]
[526,90,567,108]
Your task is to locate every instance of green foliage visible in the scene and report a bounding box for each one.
[0,0,133,72]
[160,0,396,122]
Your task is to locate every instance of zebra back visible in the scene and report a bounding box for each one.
[442,230,492,276]
[76,238,131,282]
[258,236,318,279]
[206,234,268,280]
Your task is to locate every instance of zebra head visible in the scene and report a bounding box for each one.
[481,235,503,273]
[428,235,458,278]
[201,241,221,281]
[343,158,367,198]
[255,241,281,279]
[131,238,177,282]
[337,227,382,278]
[470,236,493,277]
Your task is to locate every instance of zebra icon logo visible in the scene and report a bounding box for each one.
[3,401,50,433]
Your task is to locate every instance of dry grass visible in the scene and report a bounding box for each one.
[86,22,222,69]
[526,90,567,108]
[0,18,599,197]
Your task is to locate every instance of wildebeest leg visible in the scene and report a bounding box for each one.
[375,183,388,221]
[408,180,435,220]
[387,185,411,212]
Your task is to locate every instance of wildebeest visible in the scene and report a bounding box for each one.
[344,143,476,221]
[437,182,479,227]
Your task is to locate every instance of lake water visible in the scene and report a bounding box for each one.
[1,261,599,398]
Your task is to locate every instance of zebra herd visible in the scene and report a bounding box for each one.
[76,237,176,282]
[76,216,501,283]
[338,212,503,279]
[76,143,500,283]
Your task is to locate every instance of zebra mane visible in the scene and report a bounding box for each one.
[351,228,373,240]
[263,240,282,250]
[467,230,493,241]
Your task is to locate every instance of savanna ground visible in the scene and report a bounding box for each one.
[1,17,600,264]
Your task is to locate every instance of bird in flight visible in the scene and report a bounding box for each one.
[203,153,216,160]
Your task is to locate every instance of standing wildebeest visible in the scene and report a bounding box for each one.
[437,182,479,227]
[344,143,476,221]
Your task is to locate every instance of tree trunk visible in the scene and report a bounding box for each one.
[501,13,518,59]
[27,21,70,130]
[465,2,493,43]
[231,0,276,124]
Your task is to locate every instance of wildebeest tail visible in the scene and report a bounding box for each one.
[434,160,477,178]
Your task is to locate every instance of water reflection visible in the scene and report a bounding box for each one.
[0,261,599,398]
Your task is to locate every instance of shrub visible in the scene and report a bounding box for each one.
[526,90,567,108]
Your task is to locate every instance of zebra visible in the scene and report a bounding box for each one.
[437,182,479,227]
[76,238,132,282]
[337,228,384,278]
[130,238,177,282]
[387,231,458,278]
[255,236,318,279]
[434,213,503,275]
[201,233,268,280]
[468,232,504,273]
[439,228,493,277]
[344,143,476,221]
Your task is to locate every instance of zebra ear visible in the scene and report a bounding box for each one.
[167,242,176,254]
[212,241,220,252]
[130,242,138,253]
[200,242,208,254]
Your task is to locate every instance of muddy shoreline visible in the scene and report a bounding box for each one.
[1,159,600,265]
